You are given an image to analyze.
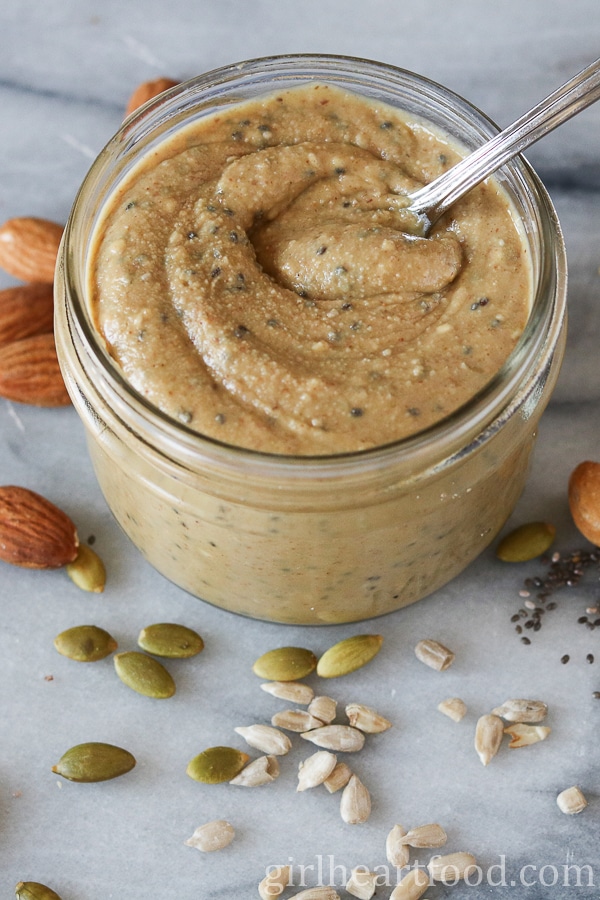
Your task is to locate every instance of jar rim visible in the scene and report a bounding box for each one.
[61,52,567,477]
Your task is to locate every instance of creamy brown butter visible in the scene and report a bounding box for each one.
[90,84,531,455]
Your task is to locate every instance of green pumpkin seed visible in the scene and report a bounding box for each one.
[137,622,204,658]
[316,634,383,678]
[252,646,318,681]
[186,746,250,783]
[114,650,175,698]
[496,522,556,563]
[53,624,117,662]
[66,543,106,593]
[15,884,62,900]
[51,742,136,782]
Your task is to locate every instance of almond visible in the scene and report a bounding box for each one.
[0,333,70,407]
[0,283,55,349]
[0,485,79,568]
[0,217,64,283]
[125,77,179,117]
[569,460,600,545]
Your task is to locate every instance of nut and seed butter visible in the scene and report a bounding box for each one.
[89,83,531,456]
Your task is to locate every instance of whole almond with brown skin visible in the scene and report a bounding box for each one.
[0,485,78,568]
[0,333,70,406]
[569,461,600,545]
[125,77,179,117]
[0,283,54,349]
[0,217,63,283]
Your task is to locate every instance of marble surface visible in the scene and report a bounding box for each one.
[1,2,600,897]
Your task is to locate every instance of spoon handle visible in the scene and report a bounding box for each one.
[409,57,600,224]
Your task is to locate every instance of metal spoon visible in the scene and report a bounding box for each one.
[402,57,600,235]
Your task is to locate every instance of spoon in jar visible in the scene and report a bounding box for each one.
[398,56,600,236]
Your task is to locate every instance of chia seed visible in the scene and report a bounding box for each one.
[561,654,570,664]
[316,245,327,255]
[511,546,600,643]
[350,407,364,418]
[587,653,595,664]
[210,267,222,278]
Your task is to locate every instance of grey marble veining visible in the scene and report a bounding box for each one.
[1,2,599,898]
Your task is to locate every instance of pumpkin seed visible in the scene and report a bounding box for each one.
[51,742,136,782]
[113,650,175,698]
[316,634,383,678]
[252,646,317,681]
[137,622,204,658]
[65,543,106,593]
[496,521,556,562]
[15,884,62,900]
[186,746,250,783]
[53,624,117,662]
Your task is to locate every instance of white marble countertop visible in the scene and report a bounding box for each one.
[1,2,600,898]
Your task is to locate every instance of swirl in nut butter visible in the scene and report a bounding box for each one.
[90,84,530,455]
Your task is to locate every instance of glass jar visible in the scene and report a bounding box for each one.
[55,54,567,624]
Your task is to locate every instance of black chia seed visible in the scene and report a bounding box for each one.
[587,653,595,664]
[510,546,600,645]
[561,654,570,664]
